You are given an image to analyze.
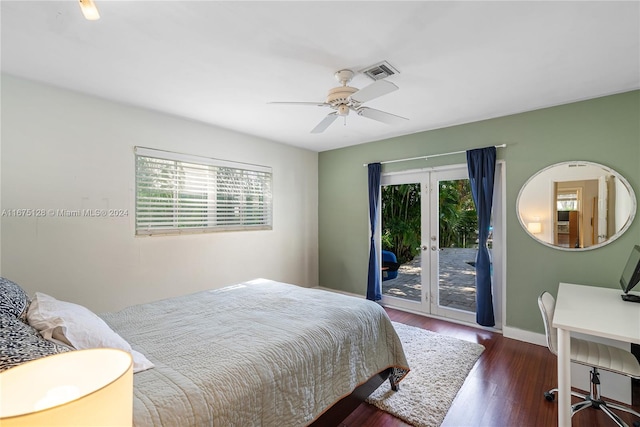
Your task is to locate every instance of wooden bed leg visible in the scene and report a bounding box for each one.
[389,376,400,392]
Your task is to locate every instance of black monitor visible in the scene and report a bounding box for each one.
[620,244,640,303]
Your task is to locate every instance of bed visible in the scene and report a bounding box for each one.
[1,277,409,426]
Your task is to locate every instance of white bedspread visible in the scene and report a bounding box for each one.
[100,279,409,427]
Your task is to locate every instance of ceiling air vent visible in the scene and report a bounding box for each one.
[360,61,400,81]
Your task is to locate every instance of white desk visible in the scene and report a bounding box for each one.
[552,282,640,426]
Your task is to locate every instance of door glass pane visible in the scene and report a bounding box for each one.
[437,179,477,312]
[381,183,421,302]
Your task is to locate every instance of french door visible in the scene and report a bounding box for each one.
[379,164,503,327]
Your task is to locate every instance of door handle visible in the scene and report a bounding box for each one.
[416,245,428,251]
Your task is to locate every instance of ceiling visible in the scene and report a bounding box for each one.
[1,1,639,152]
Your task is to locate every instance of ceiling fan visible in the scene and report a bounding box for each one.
[269,69,408,134]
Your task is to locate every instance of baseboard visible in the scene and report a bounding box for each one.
[315,286,365,298]
[502,326,547,347]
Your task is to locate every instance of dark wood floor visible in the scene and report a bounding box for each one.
[340,307,640,427]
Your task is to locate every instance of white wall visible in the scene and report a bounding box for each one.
[1,75,318,313]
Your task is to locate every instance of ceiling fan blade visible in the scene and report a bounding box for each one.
[268,101,329,107]
[311,112,339,133]
[350,80,399,104]
[357,107,408,125]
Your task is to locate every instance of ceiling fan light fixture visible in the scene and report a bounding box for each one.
[79,0,100,21]
[337,104,350,116]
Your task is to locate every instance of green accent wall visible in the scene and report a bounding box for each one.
[318,90,639,334]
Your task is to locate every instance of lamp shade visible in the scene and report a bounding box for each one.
[0,348,133,426]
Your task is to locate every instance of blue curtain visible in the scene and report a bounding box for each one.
[366,163,382,301]
[466,147,496,327]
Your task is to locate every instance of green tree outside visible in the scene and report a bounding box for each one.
[381,180,477,265]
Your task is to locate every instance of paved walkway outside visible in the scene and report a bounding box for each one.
[382,247,477,312]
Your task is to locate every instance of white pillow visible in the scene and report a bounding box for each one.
[27,292,154,373]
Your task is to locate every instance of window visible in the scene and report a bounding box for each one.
[556,190,580,211]
[135,147,272,235]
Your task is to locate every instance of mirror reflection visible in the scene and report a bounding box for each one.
[517,161,636,251]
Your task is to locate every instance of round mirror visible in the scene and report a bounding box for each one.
[517,161,636,251]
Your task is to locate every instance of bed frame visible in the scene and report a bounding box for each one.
[310,368,393,426]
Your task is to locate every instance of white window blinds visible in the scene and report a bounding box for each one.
[135,147,272,235]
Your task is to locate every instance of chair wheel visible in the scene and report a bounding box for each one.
[544,391,555,402]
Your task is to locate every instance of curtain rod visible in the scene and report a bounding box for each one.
[362,144,507,167]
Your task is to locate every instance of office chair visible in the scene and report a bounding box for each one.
[538,291,640,427]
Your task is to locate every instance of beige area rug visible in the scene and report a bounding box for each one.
[366,322,485,427]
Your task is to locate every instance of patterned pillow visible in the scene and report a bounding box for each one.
[0,277,31,321]
[0,314,70,372]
